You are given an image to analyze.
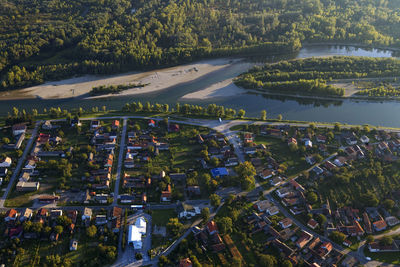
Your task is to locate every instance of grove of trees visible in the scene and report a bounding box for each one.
[2,0,400,90]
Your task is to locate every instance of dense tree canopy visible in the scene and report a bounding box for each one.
[1,0,400,90]
[235,56,400,96]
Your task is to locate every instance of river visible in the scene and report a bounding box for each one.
[3,45,400,127]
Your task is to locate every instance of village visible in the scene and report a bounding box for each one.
[0,115,400,266]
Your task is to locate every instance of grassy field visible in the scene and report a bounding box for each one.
[253,135,309,176]
[151,209,177,226]
[364,247,400,265]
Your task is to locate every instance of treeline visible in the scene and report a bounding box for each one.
[356,85,400,97]
[123,102,242,118]
[2,0,400,90]
[90,83,147,96]
[235,56,400,96]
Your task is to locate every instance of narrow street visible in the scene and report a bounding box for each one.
[0,121,40,208]
[113,118,127,206]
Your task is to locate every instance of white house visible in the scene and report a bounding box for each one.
[128,217,147,250]
[177,203,200,219]
[0,157,12,168]
[82,207,92,221]
[70,239,78,251]
[128,225,143,249]
[305,140,313,148]
[360,135,370,144]
[12,124,27,136]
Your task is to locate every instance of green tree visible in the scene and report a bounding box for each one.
[216,217,232,234]
[329,231,346,244]
[210,193,221,207]
[201,207,210,223]
[86,225,97,238]
[306,192,318,204]
[238,109,246,118]
[261,110,267,120]
[54,225,63,235]
[166,218,183,237]
[259,254,277,267]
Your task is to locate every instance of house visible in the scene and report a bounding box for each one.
[334,156,347,167]
[90,120,100,129]
[177,202,200,219]
[341,255,359,267]
[288,138,297,146]
[19,172,30,182]
[95,194,109,204]
[70,239,78,251]
[109,207,122,232]
[306,156,316,165]
[325,160,337,170]
[255,200,279,215]
[179,258,193,267]
[0,167,8,177]
[343,240,352,247]
[71,119,81,127]
[244,133,253,144]
[296,231,313,249]
[5,209,18,222]
[82,208,92,221]
[373,219,388,231]
[318,242,333,258]
[50,209,63,219]
[307,219,319,229]
[316,135,327,143]
[0,157,12,167]
[170,173,187,181]
[305,140,313,148]
[360,135,370,144]
[270,176,283,186]
[19,208,33,222]
[279,218,293,229]
[50,232,59,242]
[120,194,136,204]
[244,146,257,155]
[207,221,218,235]
[38,194,59,203]
[112,120,120,129]
[276,187,292,198]
[161,184,172,202]
[42,120,53,130]
[261,169,275,179]
[25,160,36,169]
[95,215,108,225]
[187,185,201,196]
[12,124,27,136]
[312,166,324,175]
[169,124,180,132]
[225,157,239,167]
[363,212,373,234]
[211,168,229,178]
[16,181,39,191]
[385,216,400,227]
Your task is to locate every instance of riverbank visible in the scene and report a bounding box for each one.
[0,58,242,100]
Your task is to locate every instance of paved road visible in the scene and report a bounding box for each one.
[0,122,40,208]
[113,118,127,206]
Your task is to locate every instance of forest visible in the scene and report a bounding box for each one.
[356,84,400,97]
[90,83,146,96]
[235,56,400,96]
[1,0,400,90]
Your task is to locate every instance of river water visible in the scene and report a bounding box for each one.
[3,45,400,127]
